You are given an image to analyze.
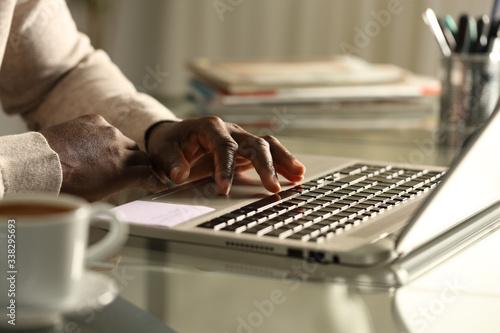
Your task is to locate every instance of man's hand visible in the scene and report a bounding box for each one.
[41,114,167,202]
[146,116,306,195]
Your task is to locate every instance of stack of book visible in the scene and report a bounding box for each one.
[187,56,440,130]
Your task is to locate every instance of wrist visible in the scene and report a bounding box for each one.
[144,120,178,152]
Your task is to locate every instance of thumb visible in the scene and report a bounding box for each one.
[152,144,191,184]
[123,165,169,193]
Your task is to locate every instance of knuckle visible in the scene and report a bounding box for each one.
[261,135,278,143]
[106,124,121,135]
[102,125,123,142]
[220,138,239,153]
[204,115,225,126]
[227,122,243,132]
[254,137,270,150]
[106,142,124,158]
[82,113,106,124]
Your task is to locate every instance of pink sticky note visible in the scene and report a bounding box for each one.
[112,201,214,228]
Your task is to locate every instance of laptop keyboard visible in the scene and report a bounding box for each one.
[197,163,445,243]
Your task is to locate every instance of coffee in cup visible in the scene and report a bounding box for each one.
[0,193,128,329]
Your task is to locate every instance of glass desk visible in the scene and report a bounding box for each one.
[106,227,500,333]
[17,127,500,333]
[94,127,500,333]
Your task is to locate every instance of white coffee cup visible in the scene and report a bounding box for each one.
[0,193,128,328]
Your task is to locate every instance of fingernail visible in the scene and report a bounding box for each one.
[178,169,189,183]
[273,175,281,190]
[172,167,189,183]
[294,159,305,169]
[220,179,231,196]
[170,167,181,183]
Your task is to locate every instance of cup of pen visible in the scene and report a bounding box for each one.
[438,53,500,146]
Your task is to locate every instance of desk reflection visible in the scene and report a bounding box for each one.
[98,229,500,333]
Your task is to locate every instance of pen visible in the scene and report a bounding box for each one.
[422,8,452,57]
[491,0,500,24]
[444,14,459,40]
[455,14,471,53]
[474,15,490,53]
[488,19,500,53]
[467,16,478,52]
[438,17,457,51]
[486,18,500,51]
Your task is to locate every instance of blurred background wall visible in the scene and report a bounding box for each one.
[0,0,494,133]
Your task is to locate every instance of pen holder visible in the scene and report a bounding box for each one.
[438,54,500,146]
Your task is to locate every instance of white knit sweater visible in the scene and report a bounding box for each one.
[0,0,178,198]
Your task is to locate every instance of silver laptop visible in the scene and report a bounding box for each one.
[117,102,500,282]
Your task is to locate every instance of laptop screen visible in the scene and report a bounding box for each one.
[396,101,500,255]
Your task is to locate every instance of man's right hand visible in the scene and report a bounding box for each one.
[40,114,166,202]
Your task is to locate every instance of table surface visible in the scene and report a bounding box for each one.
[97,126,500,333]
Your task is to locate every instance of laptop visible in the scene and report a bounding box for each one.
[116,102,500,285]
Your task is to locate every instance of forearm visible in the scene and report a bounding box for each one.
[22,49,180,150]
[0,0,179,151]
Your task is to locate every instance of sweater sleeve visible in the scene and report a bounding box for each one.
[0,0,180,151]
[0,132,62,198]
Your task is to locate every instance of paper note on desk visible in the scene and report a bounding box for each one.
[112,201,214,228]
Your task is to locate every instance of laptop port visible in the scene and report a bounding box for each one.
[287,248,303,259]
[308,251,327,263]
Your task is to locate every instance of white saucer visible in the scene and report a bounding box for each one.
[1,271,118,330]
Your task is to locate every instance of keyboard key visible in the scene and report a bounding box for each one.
[244,224,274,236]
[197,219,226,230]
[289,186,306,193]
[363,188,383,195]
[336,199,358,207]
[344,184,364,192]
[248,213,269,223]
[295,219,314,228]
[308,198,334,207]
[288,231,311,242]
[352,202,373,210]
[221,221,249,233]
[392,196,408,203]
[337,174,367,185]
[378,192,397,200]
[301,181,322,188]
[266,226,294,239]
[362,211,377,218]
[345,207,366,215]
[245,190,298,211]
[322,183,343,191]
[356,180,377,189]
[278,201,300,209]
[363,199,383,206]
[287,208,307,219]
[337,165,364,175]
[332,226,344,235]
[309,236,327,243]
[266,206,288,215]
[336,211,358,220]
[272,213,296,224]
[199,163,443,247]
[311,187,334,194]
[385,199,400,206]
[287,198,307,206]
[286,222,304,232]
[370,206,386,214]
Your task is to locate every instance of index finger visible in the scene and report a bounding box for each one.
[233,133,282,193]
[187,117,240,195]
[262,135,306,183]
